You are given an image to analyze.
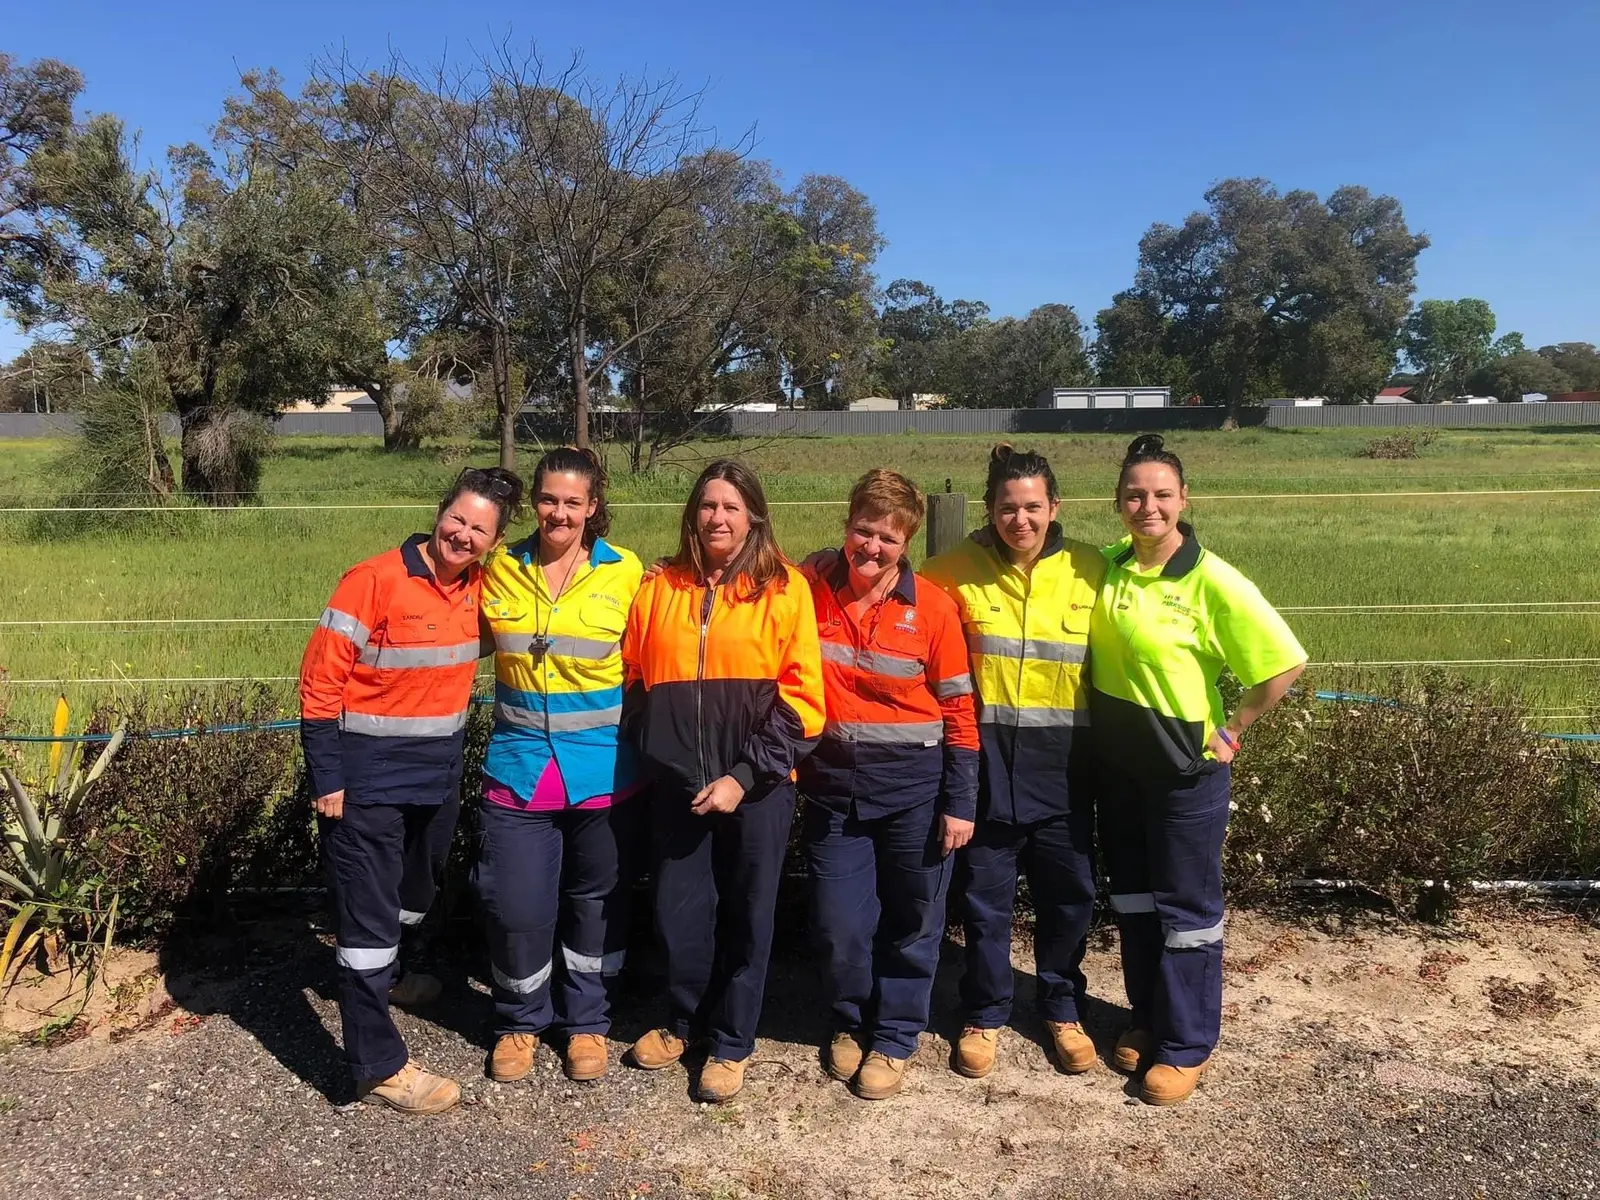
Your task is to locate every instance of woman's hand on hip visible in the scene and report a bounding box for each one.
[314,790,346,819]
[1205,730,1237,765]
[691,775,747,816]
[941,815,975,856]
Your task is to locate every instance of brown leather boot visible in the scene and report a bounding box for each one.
[1045,1021,1098,1074]
[358,1062,460,1114]
[1141,1060,1210,1106]
[853,1052,908,1100]
[954,1027,1001,1079]
[629,1028,687,1070]
[697,1056,748,1102]
[489,1032,537,1082]
[825,1032,863,1082]
[564,1033,608,1082]
[1112,1028,1156,1075]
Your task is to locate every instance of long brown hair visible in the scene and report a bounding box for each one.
[673,459,788,599]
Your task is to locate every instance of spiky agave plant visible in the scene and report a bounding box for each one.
[0,697,126,986]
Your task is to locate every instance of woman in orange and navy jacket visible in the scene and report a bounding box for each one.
[300,466,524,1115]
[619,459,825,1104]
[797,470,979,1102]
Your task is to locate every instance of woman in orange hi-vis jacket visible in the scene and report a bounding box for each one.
[796,470,979,1102]
[300,466,523,1115]
[619,459,825,1105]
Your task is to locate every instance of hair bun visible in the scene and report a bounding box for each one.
[989,442,1016,465]
[1124,434,1165,461]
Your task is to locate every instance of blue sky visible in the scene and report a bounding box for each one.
[5,0,1597,361]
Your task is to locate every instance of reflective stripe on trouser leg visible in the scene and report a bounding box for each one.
[396,790,461,968]
[550,802,642,1036]
[1096,765,1160,1030]
[320,803,409,1082]
[1150,765,1232,1069]
[473,799,561,1035]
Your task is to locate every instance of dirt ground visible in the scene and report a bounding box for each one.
[1,903,1598,1200]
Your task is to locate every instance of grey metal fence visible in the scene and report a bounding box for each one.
[4,402,1599,441]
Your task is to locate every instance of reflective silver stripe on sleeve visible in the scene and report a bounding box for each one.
[337,945,399,971]
[491,960,553,995]
[824,719,945,745]
[492,701,623,734]
[398,909,426,926]
[818,642,923,679]
[933,673,974,699]
[340,709,470,737]
[966,634,1087,664]
[495,632,619,660]
[977,704,1085,728]
[1110,892,1157,914]
[357,641,479,668]
[561,945,627,976]
[1165,919,1225,949]
[319,607,371,646]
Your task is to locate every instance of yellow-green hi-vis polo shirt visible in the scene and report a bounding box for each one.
[1088,524,1306,782]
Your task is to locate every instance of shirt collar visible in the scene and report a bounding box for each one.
[826,554,919,607]
[400,533,433,578]
[1113,522,1203,579]
[970,521,1065,564]
[513,534,623,569]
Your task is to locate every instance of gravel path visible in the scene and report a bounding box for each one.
[1,910,1597,1200]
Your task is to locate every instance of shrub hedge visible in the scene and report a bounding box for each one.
[3,671,1596,940]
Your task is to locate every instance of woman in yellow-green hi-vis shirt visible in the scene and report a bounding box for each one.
[1090,435,1306,1109]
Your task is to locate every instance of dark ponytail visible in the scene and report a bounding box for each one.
[983,442,1059,511]
[440,465,526,536]
[533,445,611,543]
[1116,434,1186,499]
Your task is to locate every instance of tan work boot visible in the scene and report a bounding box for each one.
[853,1051,908,1100]
[629,1028,687,1070]
[1112,1028,1156,1075]
[489,1032,537,1082]
[825,1032,864,1082]
[954,1026,1001,1079]
[388,971,442,1008]
[698,1056,748,1102]
[358,1062,460,1114]
[564,1033,608,1082]
[1045,1020,1098,1074]
[1141,1059,1209,1106]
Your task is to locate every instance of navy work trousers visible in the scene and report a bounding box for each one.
[319,791,460,1082]
[805,797,952,1060]
[960,804,1096,1028]
[1098,763,1231,1068]
[472,798,643,1037]
[651,782,795,1061]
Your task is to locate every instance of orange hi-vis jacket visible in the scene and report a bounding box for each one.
[797,558,980,820]
[621,562,826,796]
[299,534,481,805]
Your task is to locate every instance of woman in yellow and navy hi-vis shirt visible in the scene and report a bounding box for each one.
[474,447,644,1086]
[921,444,1105,1082]
[620,459,825,1105]
[1091,435,1305,1107]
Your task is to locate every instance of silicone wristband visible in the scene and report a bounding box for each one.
[1216,727,1239,751]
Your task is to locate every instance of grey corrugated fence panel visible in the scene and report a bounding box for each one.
[722,407,1267,437]
[273,411,388,436]
[1262,403,1600,428]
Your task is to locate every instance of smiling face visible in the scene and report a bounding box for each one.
[990,476,1060,561]
[1117,461,1188,544]
[431,491,502,578]
[534,469,597,558]
[696,478,752,567]
[843,510,911,593]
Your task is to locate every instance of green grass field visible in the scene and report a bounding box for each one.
[2,427,1598,732]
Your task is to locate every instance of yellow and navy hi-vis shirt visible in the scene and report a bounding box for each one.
[922,523,1105,824]
[1089,523,1306,782]
[481,535,644,804]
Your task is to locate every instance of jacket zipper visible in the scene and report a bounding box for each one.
[696,584,715,789]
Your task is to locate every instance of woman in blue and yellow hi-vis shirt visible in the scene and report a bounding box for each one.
[1091,435,1306,1107]
[474,447,644,1086]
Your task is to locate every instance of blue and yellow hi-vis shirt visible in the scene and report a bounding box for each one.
[1089,524,1306,782]
[481,535,644,805]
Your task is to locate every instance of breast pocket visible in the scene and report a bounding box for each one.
[864,625,928,701]
[579,597,629,645]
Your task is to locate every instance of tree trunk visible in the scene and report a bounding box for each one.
[493,325,516,470]
[572,310,591,450]
[367,381,413,452]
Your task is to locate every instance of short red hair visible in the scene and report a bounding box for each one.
[846,469,926,539]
